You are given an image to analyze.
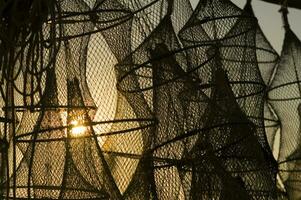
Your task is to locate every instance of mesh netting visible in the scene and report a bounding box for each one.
[115,0,278,198]
[268,8,301,200]
[245,2,280,151]
[0,0,293,199]
[0,0,154,199]
[176,0,277,198]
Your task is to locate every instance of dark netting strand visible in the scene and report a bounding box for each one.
[268,7,301,200]
[264,102,280,151]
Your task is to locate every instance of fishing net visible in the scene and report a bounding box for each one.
[177,0,278,198]
[245,2,280,151]
[0,0,291,199]
[1,0,153,199]
[268,7,301,200]
[115,16,202,199]
[114,0,278,199]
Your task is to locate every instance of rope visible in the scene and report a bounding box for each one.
[279,0,290,29]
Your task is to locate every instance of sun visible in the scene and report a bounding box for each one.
[70,120,87,137]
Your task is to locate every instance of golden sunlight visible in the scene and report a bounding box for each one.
[70,120,87,137]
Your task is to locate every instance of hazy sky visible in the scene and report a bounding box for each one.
[190,0,301,53]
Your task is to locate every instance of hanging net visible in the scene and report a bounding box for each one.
[1,0,154,199]
[0,0,294,199]
[177,0,278,198]
[244,2,280,151]
[268,7,301,200]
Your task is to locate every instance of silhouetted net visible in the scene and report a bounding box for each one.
[0,0,293,199]
[268,7,301,200]
[177,0,277,198]
[241,1,280,151]
[1,0,154,199]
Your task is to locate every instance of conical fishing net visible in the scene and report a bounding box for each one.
[268,7,301,200]
[0,0,295,199]
[0,0,154,199]
[244,2,280,151]
[177,0,278,198]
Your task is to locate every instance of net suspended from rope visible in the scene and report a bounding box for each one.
[268,6,301,200]
[115,15,205,199]
[96,1,195,195]
[177,0,279,198]
[1,0,154,199]
[0,0,299,199]
[115,1,279,199]
[178,0,277,171]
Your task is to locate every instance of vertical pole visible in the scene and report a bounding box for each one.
[6,48,16,200]
[0,138,8,199]
[279,1,290,30]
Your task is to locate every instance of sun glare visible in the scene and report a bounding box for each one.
[70,120,87,137]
